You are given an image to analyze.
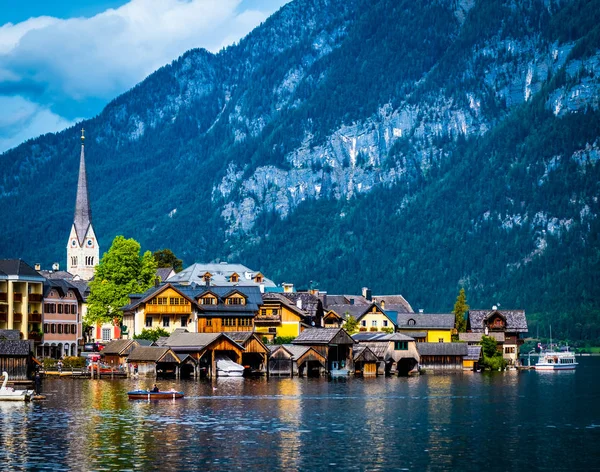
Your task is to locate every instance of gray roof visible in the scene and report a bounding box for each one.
[135,339,155,347]
[353,345,378,362]
[127,347,173,362]
[468,310,528,333]
[0,340,30,356]
[167,262,276,287]
[292,328,355,345]
[281,344,312,359]
[465,345,482,361]
[416,343,468,356]
[162,332,244,352]
[0,259,45,280]
[156,267,175,282]
[459,332,505,343]
[278,292,321,318]
[262,293,311,319]
[39,270,75,280]
[321,294,370,308]
[43,278,83,301]
[102,339,137,355]
[397,330,427,338]
[357,342,389,359]
[352,332,414,342]
[396,313,455,329]
[0,329,21,341]
[372,295,413,313]
[73,142,92,246]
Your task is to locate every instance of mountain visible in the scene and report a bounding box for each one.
[1,0,599,340]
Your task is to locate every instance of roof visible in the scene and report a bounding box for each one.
[0,259,45,280]
[358,342,389,359]
[102,339,137,355]
[156,267,175,282]
[127,346,175,362]
[262,293,311,319]
[465,345,482,361]
[161,332,244,352]
[135,339,155,347]
[166,262,276,287]
[0,340,30,356]
[396,313,455,329]
[416,343,468,356]
[281,344,311,359]
[372,295,414,313]
[468,309,528,333]
[352,332,414,342]
[397,330,427,338]
[278,292,322,319]
[353,345,379,363]
[459,332,505,343]
[321,294,371,308]
[0,330,21,341]
[43,278,83,301]
[38,270,75,280]
[292,328,355,345]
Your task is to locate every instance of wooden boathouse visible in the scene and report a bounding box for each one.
[268,344,327,377]
[0,329,32,380]
[416,342,468,371]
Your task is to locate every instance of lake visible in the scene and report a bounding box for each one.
[1,357,599,471]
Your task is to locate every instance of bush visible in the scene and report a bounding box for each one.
[43,358,57,369]
[272,336,296,345]
[63,356,86,368]
[369,327,378,331]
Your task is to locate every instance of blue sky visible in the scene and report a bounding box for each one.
[0,0,289,153]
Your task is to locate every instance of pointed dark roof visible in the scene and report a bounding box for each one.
[0,259,45,279]
[73,141,92,245]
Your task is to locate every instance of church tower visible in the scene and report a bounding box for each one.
[66,129,99,280]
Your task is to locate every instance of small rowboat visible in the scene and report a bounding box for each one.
[127,389,184,400]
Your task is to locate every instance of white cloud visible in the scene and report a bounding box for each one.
[0,0,289,152]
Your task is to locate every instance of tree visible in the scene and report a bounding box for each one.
[134,327,170,343]
[453,288,469,333]
[86,236,157,326]
[153,248,183,273]
[343,315,359,335]
[481,335,507,371]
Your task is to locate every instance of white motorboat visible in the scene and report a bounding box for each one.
[215,355,245,377]
[0,372,35,401]
[534,348,578,371]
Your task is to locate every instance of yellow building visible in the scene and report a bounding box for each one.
[396,313,455,343]
[255,294,311,341]
[0,260,45,341]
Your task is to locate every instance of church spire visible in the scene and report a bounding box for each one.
[73,128,92,246]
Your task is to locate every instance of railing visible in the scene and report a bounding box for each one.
[0,293,7,302]
[13,313,22,322]
[29,294,43,302]
[29,313,42,322]
[254,315,282,323]
[0,313,7,322]
[145,305,191,314]
[28,332,42,342]
[13,293,22,302]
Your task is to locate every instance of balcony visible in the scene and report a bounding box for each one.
[145,305,191,314]
[29,294,43,303]
[0,293,7,303]
[253,315,281,326]
[28,332,42,342]
[0,313,6,322]
[29,313,42,323]
[13,313,22,322]
[13,293,22,303]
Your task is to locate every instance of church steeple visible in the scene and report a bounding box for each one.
[67,128,99,280]
[73,128,92,246]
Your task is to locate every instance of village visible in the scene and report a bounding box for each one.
[0,132,528,384]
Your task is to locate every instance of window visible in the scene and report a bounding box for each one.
[146,315,153,327]
[162,316,170,328]
[180,316,188,327]
[361,320,367,327]
[71,256,77,267]
[170,297,179,305]
[394,341,408,350]
[505,346,515,354]
[157,297,167,305]
[58,324,63,334]
[58,304,63,314]
[230,273,239,282]
[201,297,216,305]
[102,328,111,341]
[223,317,236,327]
[260,309,267,316]
[206,318,212,327]
[439,338,444,343]
[372,320,377,327]
[272,309,279,317]
[43,323,49,333]
[227,297,242,305]
[255,275,263,283]
[71,324,76,334]
[239,318,251,327]
[148,299,157,305]
[383,320,388,327]
[408,319,416,326]
[51,324,56,334]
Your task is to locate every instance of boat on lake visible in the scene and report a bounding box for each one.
[215,354,245,377]
[0,372,35,402]
[127,389,184,400]
[534,348,578,371]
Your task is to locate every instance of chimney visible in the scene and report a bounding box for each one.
[259,283,265,294]
[52,262,59,271]
[296,299,303,310]
[362,287,372,301]
[419,309,424,313]
[283,283,294,293]
[380,300,386,309]
[320,291,327,308]
[35,263,41,271]
[155,277,160,288]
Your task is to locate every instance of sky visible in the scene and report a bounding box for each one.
[0,0,290,153]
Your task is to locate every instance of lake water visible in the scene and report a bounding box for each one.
[1,357,599,471]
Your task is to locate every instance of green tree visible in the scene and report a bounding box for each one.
[153,248,183,273]
[86,236,157,326]
[480,335,507,371]
[343,315,359,335]
[453,288,469,333]
[134,327,170,343]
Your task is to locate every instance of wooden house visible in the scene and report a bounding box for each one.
[126,346,185,378]
[326,302,397,333]
[353,346,379,376]
[396,313,455,343]
[292,328,355,373]
[416,343,468,371]
[226,331,270,375]
[267,344,327,377]
[0,330,32,380]
[467,309,528,366]
[352,332,420,375]
[194,287,260,333]
[256,293,312,341]
[463,345,482,371]
[160,331,244,378]
[323,310,344,328]
[101,339,141,367]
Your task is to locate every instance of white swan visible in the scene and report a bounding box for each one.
[1,371,7,390]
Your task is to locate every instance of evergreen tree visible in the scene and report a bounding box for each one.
[153,248,183,273]
[343,315,359,335]
[86,236,157,326]
[453,288,469,333]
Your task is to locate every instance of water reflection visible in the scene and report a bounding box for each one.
[0,359,599,471]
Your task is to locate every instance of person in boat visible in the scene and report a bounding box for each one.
[151,384,159,393]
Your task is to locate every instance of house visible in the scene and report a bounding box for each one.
[352,332,420,375]
[225,331,270,374]
[463,345,482,371]
[256,293,312,341]
[352,346,379,376]
[102,339,142,367]
[0,329,33,380]
[267,344,327,377]
[126,346,187,378]
[156,267,176,283]
[323,310,344,328]
[292,328,355,374]
[277,291,324,327]
[416,343,468,371]
[166,262,277,291]
[159,331,245,378]
[0,259,45,343]
[40,278,83,359]
[396,313,455,342]
[467,308,528,365]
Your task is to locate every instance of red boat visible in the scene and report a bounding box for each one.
[127,389,184,400]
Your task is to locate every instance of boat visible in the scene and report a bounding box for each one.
[534,348,578,371]
[215,354,245,377]
[127,389,184,400]
[329,361,350,377]
[0,372,35,402]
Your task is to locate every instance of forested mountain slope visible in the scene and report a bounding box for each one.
[1,0,599,339]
